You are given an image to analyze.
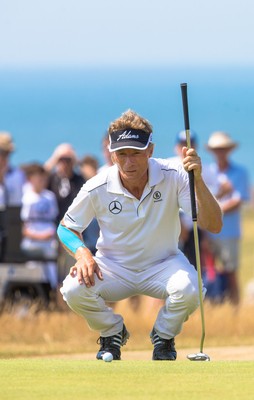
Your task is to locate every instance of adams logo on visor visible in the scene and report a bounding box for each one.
[109,129,152,152]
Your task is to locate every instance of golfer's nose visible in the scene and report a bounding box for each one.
[125,156,135,166]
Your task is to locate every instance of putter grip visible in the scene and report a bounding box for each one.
[180,83,190,130]
[180,83,197,221]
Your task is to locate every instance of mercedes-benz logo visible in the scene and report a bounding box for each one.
[109,200,122,214]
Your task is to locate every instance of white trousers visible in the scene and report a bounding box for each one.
[60,252,205,339]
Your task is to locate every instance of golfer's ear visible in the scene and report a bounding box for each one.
[111,152,116,164]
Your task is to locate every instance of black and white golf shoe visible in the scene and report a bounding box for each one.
[96,324,130,360]
[150,328,177,361]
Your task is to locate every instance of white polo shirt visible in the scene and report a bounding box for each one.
[63,158,192,271]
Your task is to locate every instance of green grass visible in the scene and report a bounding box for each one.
[0,208,253,400]
[1,359,254,400]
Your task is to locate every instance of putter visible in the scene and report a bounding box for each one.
[180,83,210,362]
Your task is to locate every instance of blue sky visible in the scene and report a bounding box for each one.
[0,0,254,68]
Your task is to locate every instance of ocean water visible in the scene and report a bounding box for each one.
[0,66,254,185]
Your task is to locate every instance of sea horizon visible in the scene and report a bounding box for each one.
[0,66,254,187]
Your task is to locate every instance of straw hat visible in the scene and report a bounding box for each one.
[206,131,238,150]
[0,132,15,153]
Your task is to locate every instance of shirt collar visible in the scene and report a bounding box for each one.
[107,164,124,194]
[107,159,165,194]
[148,158,165,187]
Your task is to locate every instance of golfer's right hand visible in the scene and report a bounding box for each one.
[70,247,103,287]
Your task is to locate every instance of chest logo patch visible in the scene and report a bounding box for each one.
[153,191,162,201]
[109,200,122,214]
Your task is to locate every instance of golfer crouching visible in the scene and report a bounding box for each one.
[58,110,222,361]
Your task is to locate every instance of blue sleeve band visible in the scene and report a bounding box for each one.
[57,224,86,254]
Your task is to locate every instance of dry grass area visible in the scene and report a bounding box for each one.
[0,297,254,358]
[239,206,254,289]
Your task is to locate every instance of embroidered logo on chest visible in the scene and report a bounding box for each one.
[153,191,162,202]
[109,201,122,214]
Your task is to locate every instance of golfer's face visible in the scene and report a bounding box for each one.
[112,147,152,183]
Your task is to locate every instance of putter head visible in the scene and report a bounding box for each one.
[187,352,210,361]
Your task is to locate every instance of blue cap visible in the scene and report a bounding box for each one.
[176,130,197,144]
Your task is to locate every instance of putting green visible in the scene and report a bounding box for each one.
[0,359,254,400]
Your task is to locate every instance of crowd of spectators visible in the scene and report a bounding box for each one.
[0,128,251,308]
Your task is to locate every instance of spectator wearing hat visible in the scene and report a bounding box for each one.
[169,130,223,302]
[44,143,85,224]
[0,132,26,261]
[206,131,250,305]
[0,132,26,208]
[168,131,200,272]
[171,130,219,195]
[169,130,220,260]
[44,143,85,283]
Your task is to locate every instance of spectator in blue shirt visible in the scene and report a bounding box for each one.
[206,131,250,304]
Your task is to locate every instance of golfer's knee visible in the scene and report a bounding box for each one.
[180,278,199,302]
[184,283,200,309]
[60,277,84,307]
[168,277,199,307]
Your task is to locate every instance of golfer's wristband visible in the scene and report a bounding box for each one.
[57,224,86,254]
